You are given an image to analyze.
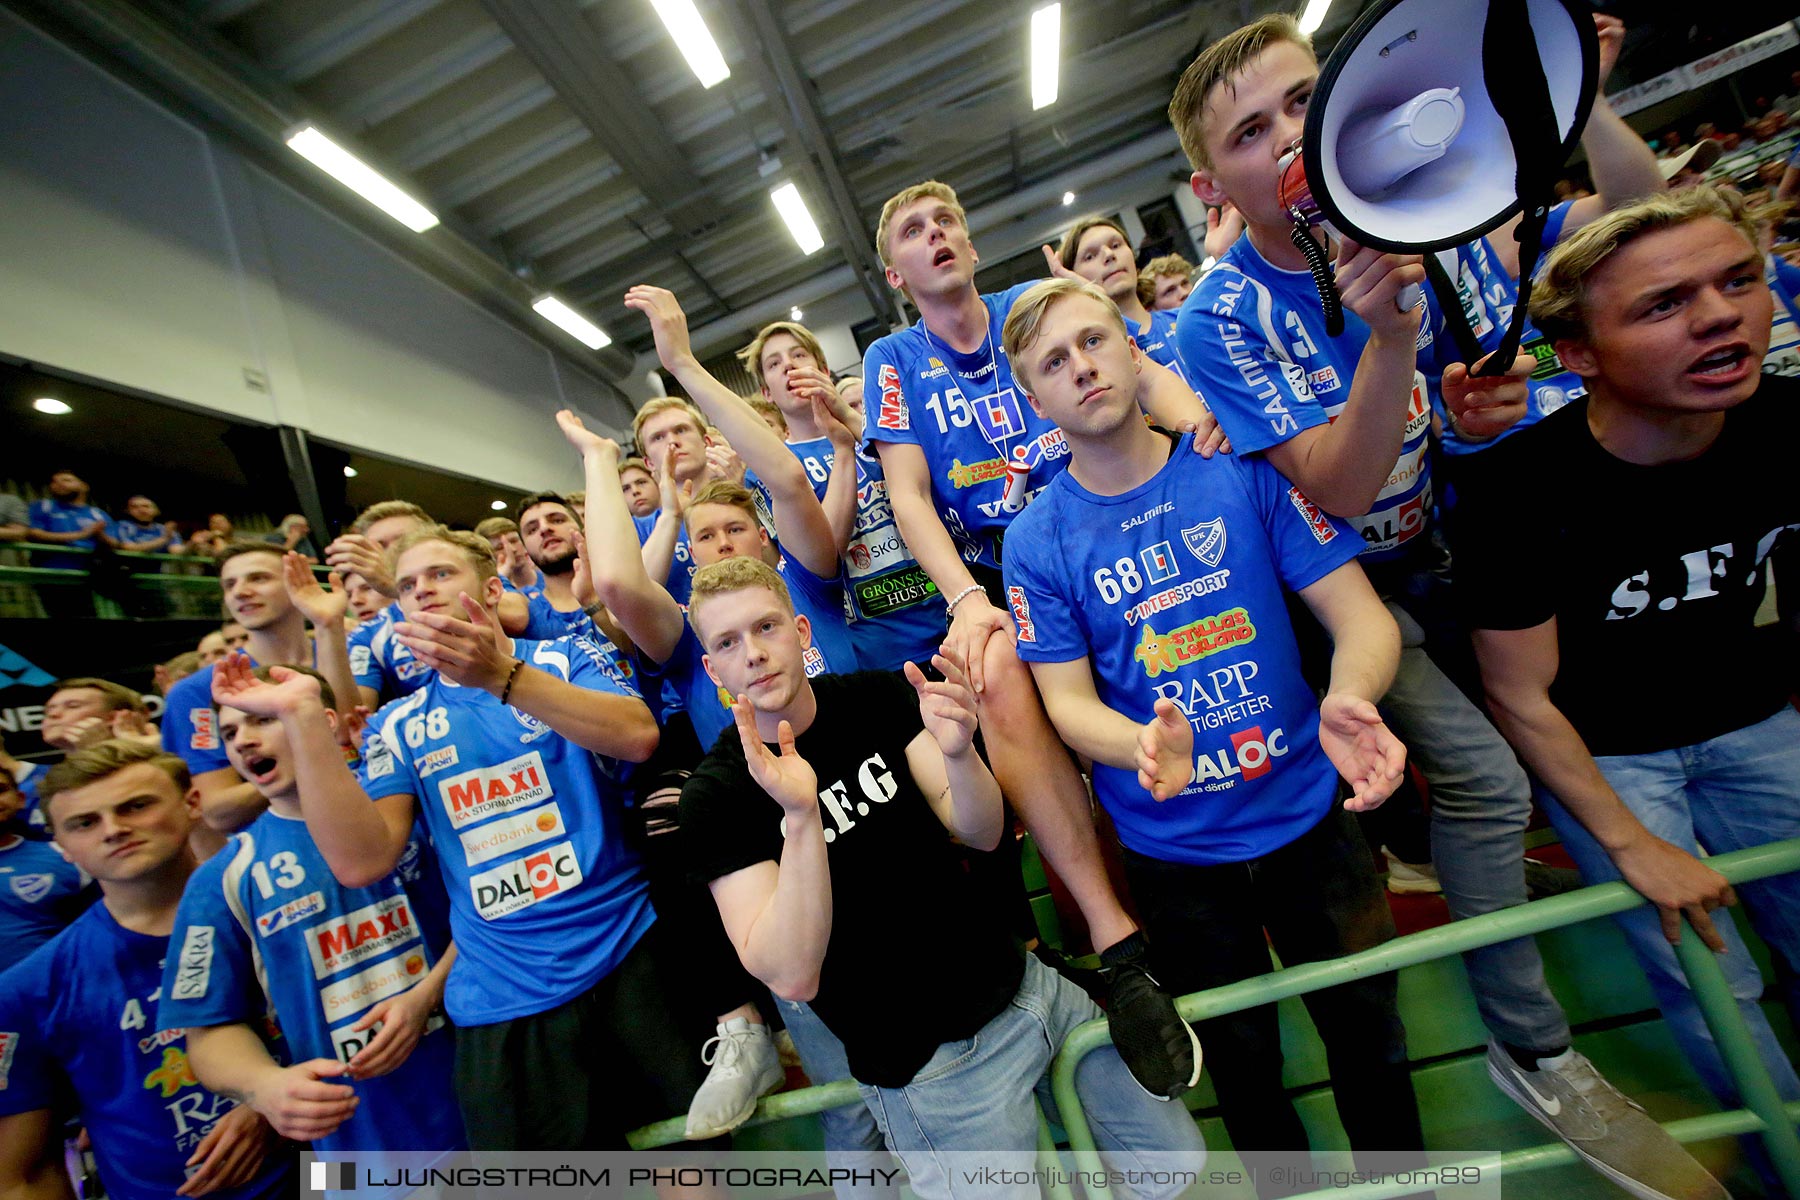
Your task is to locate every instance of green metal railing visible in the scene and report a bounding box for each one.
[628,838,1800,1200]
[1049,838,1800,1200]
[1,542,332,620]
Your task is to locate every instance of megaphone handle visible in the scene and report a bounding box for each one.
[1396,283,1422,313]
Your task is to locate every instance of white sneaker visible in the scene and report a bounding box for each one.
[684,1017,784,1140]
[1382,847,1442,895]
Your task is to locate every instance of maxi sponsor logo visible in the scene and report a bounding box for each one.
[470,841,583,920]
[1124,571,1232,626]
[877,364,907,431]
[1286,487,1336,545]
[320,949,428,1020]
[459,803,565,868]
[306,895,419,979]
[1133,607,1256,677]
[438,751,553,829]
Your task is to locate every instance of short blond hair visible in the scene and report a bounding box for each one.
[747,397,788,434]
[474,516,518,541]
[50,677,147,716]
[875,181,967,268]
[736,321,829,384]
[1169,15,1314,172]
[632,397,706,458]
[1530,186,1761,343]
[1140,253,1196,306]
[386,525,498,583]
[40,740,191,823]
[619,456,653,480]
[350,500,431,535]
[1001,278,1129,393]
[686,480,760,526]
[687,556,795,641]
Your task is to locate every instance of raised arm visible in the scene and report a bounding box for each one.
[625,286,842,579]
[557,411,686,663]
[901,656,1003,849]
[1474,620,1736,947]
[1027,657,1197,803]
[214,656,414,887]
[281,555,359,728]
[396,594,659,761]
[705,700,834,1000]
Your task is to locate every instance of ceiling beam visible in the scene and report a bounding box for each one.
[477,0,723,240]
[725,0,904,330]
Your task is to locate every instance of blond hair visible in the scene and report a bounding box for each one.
[632,397,706,458]
[1057,216,1131,271]
[386,525,498,583]
[50,677,147,716]
[1001,278,1129,392]
[1169,15,1314,172]
[1140,253,1196,305]
[747,397,788,434]
[687,556,795,641]
[686,479,760,526]
[40,740,191,822]
[736,321,829,385]
[620,456,653,480]
[875,181,967,268]
[1530,186,1761,343]
[350,500,431,535]
[474,516,518,541]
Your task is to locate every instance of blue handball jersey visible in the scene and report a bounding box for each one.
[350,604,431,703]
[785,434,947,670]
[1179,234,1507,561]
[111,519,175,549]
[157,811,463,1162]
[1126,307,1194,388]
[667,548,861,753]
[862,281,1074,571]
[1765,254,1800,378]
[28,499,110,569]
[0,830,93,965]
[517,592,641,694]
[0,904,293,1200]
[357,635,655,1025]
[635,511,698,605]
[1004,435,1362,864]
[1432,238,1588,455]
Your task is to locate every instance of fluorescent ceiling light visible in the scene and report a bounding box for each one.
[343,466,358,478]
[532,296,612,349]
[1061,190,1076,206]
[650,0,730,88]
[1031,4,1061,110]
[286,126,439,232]
[33,397,71,415]
[491,500,509,511]
[771,183,824,255]
[1298,0,1332,35]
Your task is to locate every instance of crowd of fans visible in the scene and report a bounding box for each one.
[1,14,1797,1200]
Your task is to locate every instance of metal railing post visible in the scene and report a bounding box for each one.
[1671,921,1800,1195]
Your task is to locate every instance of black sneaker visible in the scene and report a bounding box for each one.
[1031,943,1108,1002]
[1099,932,1202,1101]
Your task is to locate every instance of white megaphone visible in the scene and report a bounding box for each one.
[1278,0,1597,358]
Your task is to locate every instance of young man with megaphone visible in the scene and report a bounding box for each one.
[1165,14,1727,1200]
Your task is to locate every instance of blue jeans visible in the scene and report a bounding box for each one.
[777,997,898,1200]
[857,954,1205,1200]
[1541,706,1800,1105]
[1379,600,1573,1053]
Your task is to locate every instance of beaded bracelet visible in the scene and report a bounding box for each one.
[498,658,524,706]
[944,584,985,617]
